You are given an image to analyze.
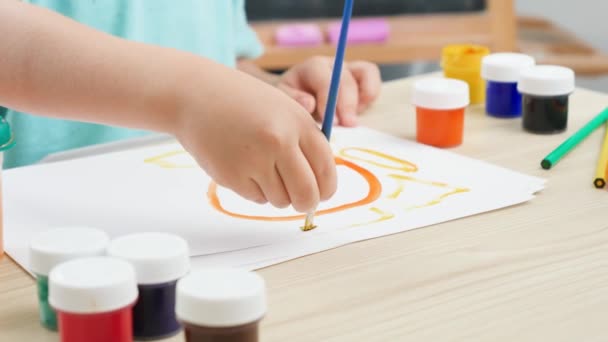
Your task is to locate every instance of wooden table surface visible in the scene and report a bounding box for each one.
[2,75,608,341]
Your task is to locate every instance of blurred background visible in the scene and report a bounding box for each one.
[246,0,608,92]
[516,0,608,91]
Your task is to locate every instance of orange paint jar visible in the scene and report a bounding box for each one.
[412,78,470,148]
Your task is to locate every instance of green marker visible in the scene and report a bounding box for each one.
[541,107,608,170]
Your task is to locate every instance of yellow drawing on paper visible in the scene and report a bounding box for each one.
[144,151,193,169]
[350,207,395,227]
[387,174,470,209]
[339,147,418,172]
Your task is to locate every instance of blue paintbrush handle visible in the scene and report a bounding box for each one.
[320,0,354,140]
[304,0,354,227]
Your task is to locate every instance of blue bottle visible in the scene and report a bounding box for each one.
[481,53,535,118]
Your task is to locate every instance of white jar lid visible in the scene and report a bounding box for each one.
[481,53,535,82]
[49,257,138,314]
[517,65,575,96]
[176,268,266,328]
[29,227,110,276]
[411,78,470,110]
[107,232,190,285]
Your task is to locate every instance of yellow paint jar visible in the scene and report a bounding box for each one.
[441,44,490,105]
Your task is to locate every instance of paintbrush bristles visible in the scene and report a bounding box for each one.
[301,212,317,231]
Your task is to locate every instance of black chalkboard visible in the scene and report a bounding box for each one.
[246,0,487,21]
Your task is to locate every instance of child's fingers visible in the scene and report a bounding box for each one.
[255,165,291,209]
[277,83,317,114]
[300,132,337,201]
[335,71,359,127]
[276,148,320,213]
[348,61,382,109]
[229,177,268,205]
[290,57,334,122]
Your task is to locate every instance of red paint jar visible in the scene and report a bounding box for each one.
[176,269,267,342]
[49,257,138,342]
[412,78,470,148]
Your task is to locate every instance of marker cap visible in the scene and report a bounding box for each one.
[482,53,536,83]
[107,232,190,285]
[176,268,266,328]
[29,227,110,276]
[518,65,575,96]
[412,78,470,110]
[49,257,138,314]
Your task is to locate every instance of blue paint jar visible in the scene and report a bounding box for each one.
[481,53,535,118]
[108,233,190,340]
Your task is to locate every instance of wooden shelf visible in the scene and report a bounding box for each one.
[251,1,608,76]
[251,0,516,70]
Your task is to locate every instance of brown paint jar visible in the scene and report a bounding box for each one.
[176,269,266,342]
[183,321,259,342]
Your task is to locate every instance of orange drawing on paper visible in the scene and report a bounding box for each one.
[207,157,382,221]
[144,146,470,225]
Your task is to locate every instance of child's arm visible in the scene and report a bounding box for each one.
[0,1,179,133]
[0,1,336,212]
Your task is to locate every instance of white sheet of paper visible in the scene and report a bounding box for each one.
[4,127,545,272]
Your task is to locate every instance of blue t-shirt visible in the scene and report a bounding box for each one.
[5,0,263,168]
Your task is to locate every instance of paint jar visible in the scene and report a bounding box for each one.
[49,257,138,342]
[29,227,110,331]
[412,78,470,148]
[176,268,267,342]
[481,53,536,118]
[518,65,575,134]
[107,232,190,340]
[441,44,490,104]
[0,114,14,258]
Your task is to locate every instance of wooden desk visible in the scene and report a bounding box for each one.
[2,75,608,341]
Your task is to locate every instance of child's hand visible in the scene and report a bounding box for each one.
[276,57,382,126]
[174,67,337,213]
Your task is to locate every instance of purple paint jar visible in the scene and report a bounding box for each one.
[107,233,190,340]
[481,53,535,118]
[176,269,267,342]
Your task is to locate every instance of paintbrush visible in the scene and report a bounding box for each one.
[302,0,354,231]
